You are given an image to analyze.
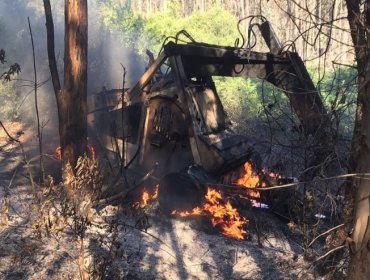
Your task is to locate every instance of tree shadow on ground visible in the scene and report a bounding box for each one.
[87,200,312,280]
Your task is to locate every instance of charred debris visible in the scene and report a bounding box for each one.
[88,19,331,218]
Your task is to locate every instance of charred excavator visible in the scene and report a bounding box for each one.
[89,20,329,214]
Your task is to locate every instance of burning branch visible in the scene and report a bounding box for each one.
[132,185,159,209]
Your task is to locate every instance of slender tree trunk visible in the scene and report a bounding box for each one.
[345,0,370,278]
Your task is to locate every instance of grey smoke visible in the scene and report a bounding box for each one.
[0,0,146,161]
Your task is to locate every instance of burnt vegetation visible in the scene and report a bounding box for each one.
[0,0,369,279]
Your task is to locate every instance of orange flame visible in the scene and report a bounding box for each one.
[171,207,202,217]
[172,188,247,240]
[133,185,159,209]
[133,162,279,239]
[233,162,261,199]
[234,162,260,187]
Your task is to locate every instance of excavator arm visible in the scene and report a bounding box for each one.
[163,30,328,135]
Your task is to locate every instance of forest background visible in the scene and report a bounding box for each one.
[0,0,357,177]
[0,0,362,278]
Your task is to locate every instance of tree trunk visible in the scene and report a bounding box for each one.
[43,0,61,95]
[61,0,88,168]
[345,0,370,278]
[347,68,370,277]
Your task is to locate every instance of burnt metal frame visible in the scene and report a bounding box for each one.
[128,41,328,136]
[124,21,330,173]
[162,41,327,133]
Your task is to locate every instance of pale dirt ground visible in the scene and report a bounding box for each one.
[0,184,318,280]
[0,122,341,280]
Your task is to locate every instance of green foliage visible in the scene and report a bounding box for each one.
[214,77,261,120]
[185,7,239,45]
[319,67,357,135]
[142,6,238,52]
[214,76,293,130]
[99,3,239,55]
[304,65,357,136]
[319,67,357,106]
[99,0,144,47]
[307,66,357,107]
[98,1,357,140]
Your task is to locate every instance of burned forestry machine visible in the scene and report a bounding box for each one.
[89,21,329,214]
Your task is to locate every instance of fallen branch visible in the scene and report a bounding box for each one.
[308,223,345,248]
[210,173,370,191]
[314,245,346,263]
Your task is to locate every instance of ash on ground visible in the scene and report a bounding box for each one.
[0,124,344,279]
[0,184,327,280]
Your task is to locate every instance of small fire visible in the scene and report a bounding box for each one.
[54,142,96,161]
[234,162,260,187]
[233,161,263,199]
[133,185,159,209]
[172,187,247,240]
[132,162,279,239]
[171,207,202,217]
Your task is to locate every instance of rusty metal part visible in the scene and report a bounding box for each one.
[88,20,332,207]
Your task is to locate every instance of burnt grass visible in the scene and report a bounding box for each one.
[0,125,347,280]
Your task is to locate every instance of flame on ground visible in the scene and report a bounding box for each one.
[132,185,159,209]
[232,162,281,208]
[171,207,202,217]
[172,188,247,240]
[133,162,279,239]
